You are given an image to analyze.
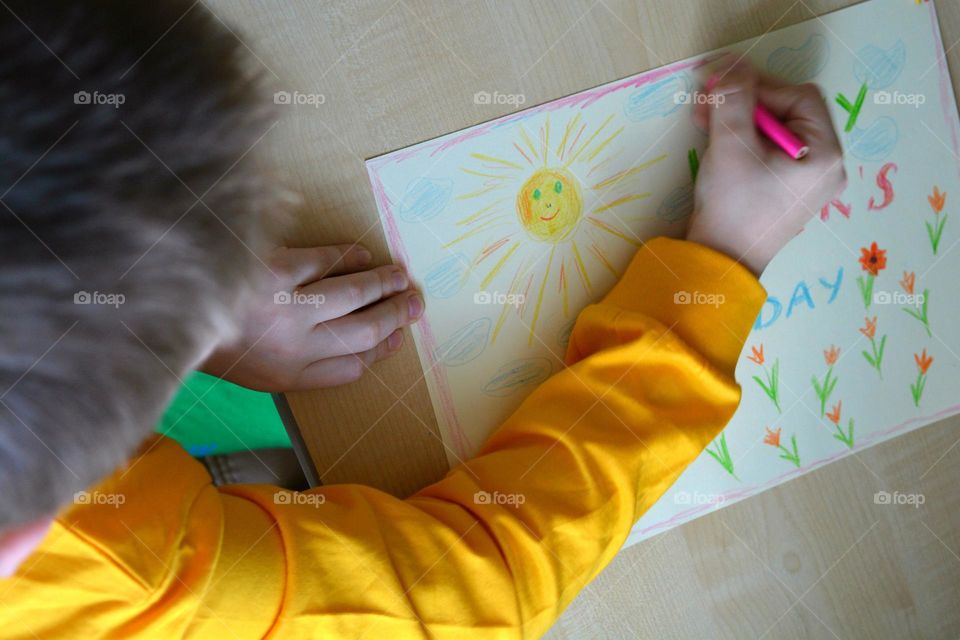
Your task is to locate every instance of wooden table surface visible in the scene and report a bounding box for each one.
[205,1,960,637]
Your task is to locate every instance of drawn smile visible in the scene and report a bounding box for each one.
[539,208,561,221]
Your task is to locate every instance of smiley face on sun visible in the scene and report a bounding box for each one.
[446,113,666,345]
[516,167,582,243]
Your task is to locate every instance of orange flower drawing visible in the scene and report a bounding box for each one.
[915,349,934,374]
[911,349,934,407]
[824,345,840,366]
[925,186,949,255]
[764,426,801,466]
[900,271,915,295]
[859,242,887,276]
[814,345,841,417]
[928,186,947,214]
[901,272,931,337]
[825,400,854,448]
[749,344,781,412]
[763,427,781,447]
[860,316,887,378]
[826,400,842,425]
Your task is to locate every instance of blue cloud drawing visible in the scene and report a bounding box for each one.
[624,74,691,122]
[423,253,469,298]
[766,34,831,83]
[854,40,906,90]
[435,317,491,367]
[848,117,899,161]
[483,358,552,397]
[399,177,453,223]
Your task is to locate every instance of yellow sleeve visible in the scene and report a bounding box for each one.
[1,237,765,640]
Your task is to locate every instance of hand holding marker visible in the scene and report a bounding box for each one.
[705,66,810,160]
[686,58,846,275]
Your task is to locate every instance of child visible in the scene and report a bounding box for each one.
[0,1,845,638]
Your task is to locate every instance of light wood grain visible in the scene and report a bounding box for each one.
[203,1,960,636]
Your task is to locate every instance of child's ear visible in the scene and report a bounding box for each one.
[0,518,53,578]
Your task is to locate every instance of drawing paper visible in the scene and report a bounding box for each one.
[365,0,960,547]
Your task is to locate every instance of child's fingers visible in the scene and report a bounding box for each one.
[756,71,790,90]
[692,93,711,131]
[271,244,374,286]
[756,83,841,157]
[707,61,762,154]
[294,330,405,389]
[693,54,735,132]
[313,290,423,358]
[301,265,409,321]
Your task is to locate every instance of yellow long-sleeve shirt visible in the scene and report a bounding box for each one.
[1,237,766,638]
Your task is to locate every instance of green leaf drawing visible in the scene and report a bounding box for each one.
[752,359,781,413]
[902,289,931,337]
[925,214,948,254]
[832,418,854,449]
[705,433,738,479]
[856,273,875,309]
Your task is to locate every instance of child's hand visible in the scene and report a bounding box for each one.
[687,59,846,275]
[201,244,423,391]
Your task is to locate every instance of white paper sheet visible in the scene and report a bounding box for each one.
[365,0,960,546]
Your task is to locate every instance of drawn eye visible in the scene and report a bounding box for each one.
[554,181,563,193]
[532,188,541,200]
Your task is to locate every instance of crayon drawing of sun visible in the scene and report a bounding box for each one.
[446,113,666,345]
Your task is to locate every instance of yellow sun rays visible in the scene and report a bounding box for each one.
[590,154,667,191]
[448,112,666,345]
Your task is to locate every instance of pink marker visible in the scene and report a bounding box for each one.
[754,104,809,159]
[705,75,810,160]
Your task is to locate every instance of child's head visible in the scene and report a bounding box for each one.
[0,1,279,535]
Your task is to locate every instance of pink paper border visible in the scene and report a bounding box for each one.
[634,402,960,538]
[368,54,719,170]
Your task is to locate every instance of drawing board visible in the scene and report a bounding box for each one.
[365,0,960,546]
